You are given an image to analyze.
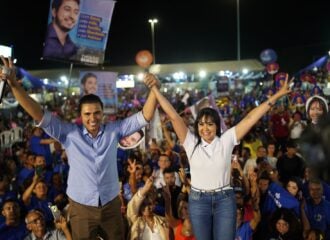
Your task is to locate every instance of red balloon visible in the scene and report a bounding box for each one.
[135,50,153,68]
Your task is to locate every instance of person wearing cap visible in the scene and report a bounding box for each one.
[42,0,80,60]
[305,95,329,128]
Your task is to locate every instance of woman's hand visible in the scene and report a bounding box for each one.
[277,74,294,97]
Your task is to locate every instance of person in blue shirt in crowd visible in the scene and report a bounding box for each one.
[29,127,56,169]
[305,178,330,240]
[22,176,54,227]
[32,155,53,187]
[42,0,80,60]
[0,199,28,240]
[17,152,35,190]
[262,176,300,216]
[47,173,68,211]
[52,146,69,185]
[1,56,159,240]
[235,169,261,240]
[302,167,330,202]
[0,175,18,214]
[235,204,260,240]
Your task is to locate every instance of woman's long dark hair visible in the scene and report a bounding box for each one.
[190,108,221,158]
[269,208,302,239]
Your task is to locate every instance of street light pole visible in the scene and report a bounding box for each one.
[236,0,241,60]
[148,18,158,64]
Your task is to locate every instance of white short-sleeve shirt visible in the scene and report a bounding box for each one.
[183,127,239,190]
[142,223,163,240]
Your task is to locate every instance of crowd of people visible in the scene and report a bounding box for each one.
[1,55,330,240]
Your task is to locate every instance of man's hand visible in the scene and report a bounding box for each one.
[144,73,161,89]
[0,56,19,88]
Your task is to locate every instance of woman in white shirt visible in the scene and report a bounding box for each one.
[144,74,292,240]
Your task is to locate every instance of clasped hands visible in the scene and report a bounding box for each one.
[144,73,161,89]
[0,56,16,81]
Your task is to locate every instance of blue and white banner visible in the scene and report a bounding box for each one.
[79,71,118,113]
[43,0,116,65]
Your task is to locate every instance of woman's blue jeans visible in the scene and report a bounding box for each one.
[188,188,236,240]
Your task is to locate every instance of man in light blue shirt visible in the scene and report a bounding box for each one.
[1,56,159,240]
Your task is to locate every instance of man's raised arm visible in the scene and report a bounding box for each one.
[1,56,44,122]
[141,73,160,122]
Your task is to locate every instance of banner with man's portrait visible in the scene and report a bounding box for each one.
[79,71,118,113]
[43,0,116,65]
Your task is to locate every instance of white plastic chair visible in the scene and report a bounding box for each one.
[0,130,14,150]
[11,126,23,143]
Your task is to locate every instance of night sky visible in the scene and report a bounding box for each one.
[1,0,329,74]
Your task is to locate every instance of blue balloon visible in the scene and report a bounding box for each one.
[260,49,277,64]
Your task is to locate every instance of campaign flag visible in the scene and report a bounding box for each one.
[43,0,116,65]
[208,95,227,133]
[263,182,300,216]
[188,96,208,119]
[79,71,118,113]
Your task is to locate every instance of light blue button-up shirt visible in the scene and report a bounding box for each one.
[38,110,148,207]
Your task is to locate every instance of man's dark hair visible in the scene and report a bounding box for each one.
[136,129,144,139]
[163,167,176,175]
[258,170,270,182]
[286,139,297,149]
[1,198,19,211]
[78,94,103,113]
[26,150,34,156]
[308,178,322,187]
[52,0,80,11]
[256,157,266,165]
